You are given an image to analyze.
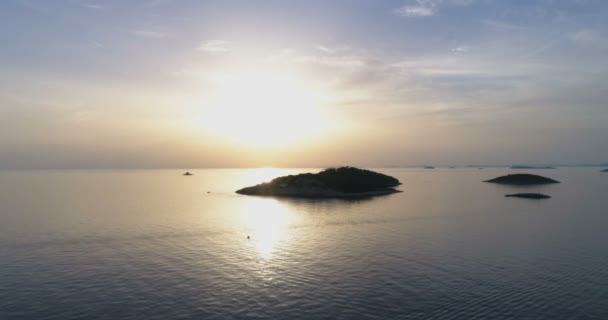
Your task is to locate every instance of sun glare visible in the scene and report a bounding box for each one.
[202,70,329,148]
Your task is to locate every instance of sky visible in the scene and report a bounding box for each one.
[1,0,607,169]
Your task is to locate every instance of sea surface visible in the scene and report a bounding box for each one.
[1,168,607,320]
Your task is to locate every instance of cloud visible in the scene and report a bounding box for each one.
[296,54,367,69]
[394,0,474,18]
[53,41,105,51]
[451,45,470,53]
[395,6,435,17]
[82,4,103,9]
[276,44,577,131]
[78,2,103,9]
[318,45,334,54]
[142,0,175,7]
[482,3,577,32]
[569,29,602,46]
[65,0,105,9]
[198,40,231,53]
[130,30,169,39]
[14,0,50,13]
[394,0,438,17]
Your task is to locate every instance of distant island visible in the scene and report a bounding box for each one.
[602,169,608,173]
[505,193,551,199]
[183,171,193,176]
[236,167,401,198]
[484,173,560,185]
[423,166,435,169]
[510,166,555,169]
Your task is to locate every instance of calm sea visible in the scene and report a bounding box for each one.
[1,168,607,319]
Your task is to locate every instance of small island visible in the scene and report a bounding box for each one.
[484,173,559,185]
[183,171,194,176]
[236,167,401,198]
[602,169,608,173]
[505,193,551,199]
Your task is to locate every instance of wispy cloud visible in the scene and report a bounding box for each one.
[451,45,470,53]
[14,0,50,13]
[295,54,368,70]
[390,57,490,77]
[569,29,603,46]
[520,38,562,60]
[198,40,231,53]
[481,19,526,32]
[318,45,334,54]
[394,0,474,18]
[66,0,105,10]
[80,3,103,9]
[74,0,105,10]
[395,0,438,17]
[55,41,105,50]
[130,30,169,39]
[482,3,574,32]
[142,0,175,7]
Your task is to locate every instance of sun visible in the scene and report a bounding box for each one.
[201,69,330,148]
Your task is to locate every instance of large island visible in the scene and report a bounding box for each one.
[236,167,402,198]
[484,173,560,185]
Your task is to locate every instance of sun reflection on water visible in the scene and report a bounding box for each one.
[242,198,292,259]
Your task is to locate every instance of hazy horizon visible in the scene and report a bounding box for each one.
[2,0,608,169]
[1,163,608,171]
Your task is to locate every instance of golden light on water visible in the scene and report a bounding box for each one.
[201,69,330,148]
[242,198,292,259]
